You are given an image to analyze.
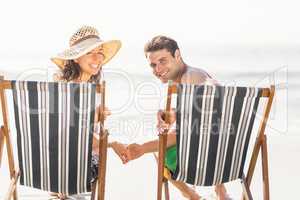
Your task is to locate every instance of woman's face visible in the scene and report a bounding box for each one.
[75,48,105,80]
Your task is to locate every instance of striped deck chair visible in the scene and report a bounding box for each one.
[0,78,109,200]
[157,82,275,200]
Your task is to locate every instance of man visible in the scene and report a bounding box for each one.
[125,36,230,200]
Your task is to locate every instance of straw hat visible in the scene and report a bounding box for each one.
[51,25,121,69]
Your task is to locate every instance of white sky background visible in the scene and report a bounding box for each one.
[0,0,300,74]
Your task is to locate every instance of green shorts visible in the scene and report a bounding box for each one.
[165,145,177,173]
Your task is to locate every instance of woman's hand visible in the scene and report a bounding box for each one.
[98,106,111,121]
[110,142,129,164]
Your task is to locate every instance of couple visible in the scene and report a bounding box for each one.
[51,25,230,200]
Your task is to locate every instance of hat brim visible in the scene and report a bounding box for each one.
[51,39,121,69]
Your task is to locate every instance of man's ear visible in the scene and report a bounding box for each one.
[74,58,79,63]
[174,49,181,61]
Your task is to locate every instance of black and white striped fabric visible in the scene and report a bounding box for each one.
[173,84,262,186]
[12,81,97,195]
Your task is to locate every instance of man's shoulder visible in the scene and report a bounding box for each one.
[187,66,211,76]
[181,66,216,85]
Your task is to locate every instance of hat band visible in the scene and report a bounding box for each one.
[70,35,100,46]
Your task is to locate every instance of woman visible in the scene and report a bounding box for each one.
[51,25,128,199]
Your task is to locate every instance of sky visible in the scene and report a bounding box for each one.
[0,0,300,74]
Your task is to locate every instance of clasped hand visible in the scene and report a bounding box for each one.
[111,109,176,164]
[110,142,144,164]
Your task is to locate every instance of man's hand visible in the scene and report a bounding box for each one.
[126,143,145,161]
[157,109,176,134]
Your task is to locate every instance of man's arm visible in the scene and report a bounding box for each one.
[141,131,176,153]
[126,131,176,161]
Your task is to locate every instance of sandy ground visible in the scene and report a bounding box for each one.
[1,130,300,199]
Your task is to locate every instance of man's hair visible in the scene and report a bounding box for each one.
[144,35,179,57]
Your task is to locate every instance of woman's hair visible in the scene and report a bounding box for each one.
[60,60,101,83]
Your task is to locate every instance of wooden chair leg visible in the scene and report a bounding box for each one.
[158,84,173,200]
[242,135,270,200]
[153,153,170,200]
[91,181,97,200]
[157,134,167,200]
[4,170,20,200]
[98,130,108,200]
[261,135,270,200]
[164,179,170,200]
[241,174,253,200]
[0,126,4,166]
[0,125,18,200]
[1,80,19,200]
[246,137,262,186]
[246,85,275,187]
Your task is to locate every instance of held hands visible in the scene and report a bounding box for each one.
[110,142,145,164]
[111,108,176,164]
[110,142,129,164]
[126,143,145,161]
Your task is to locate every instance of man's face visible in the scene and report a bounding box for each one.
[146,49,181,83]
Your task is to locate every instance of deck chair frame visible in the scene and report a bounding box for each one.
[157,82,275,200]
[0,77,109,200]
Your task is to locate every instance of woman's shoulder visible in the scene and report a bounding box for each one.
[52,71,65,82]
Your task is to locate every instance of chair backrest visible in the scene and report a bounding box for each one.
[11,81,98,195]
[172,83,263,186]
